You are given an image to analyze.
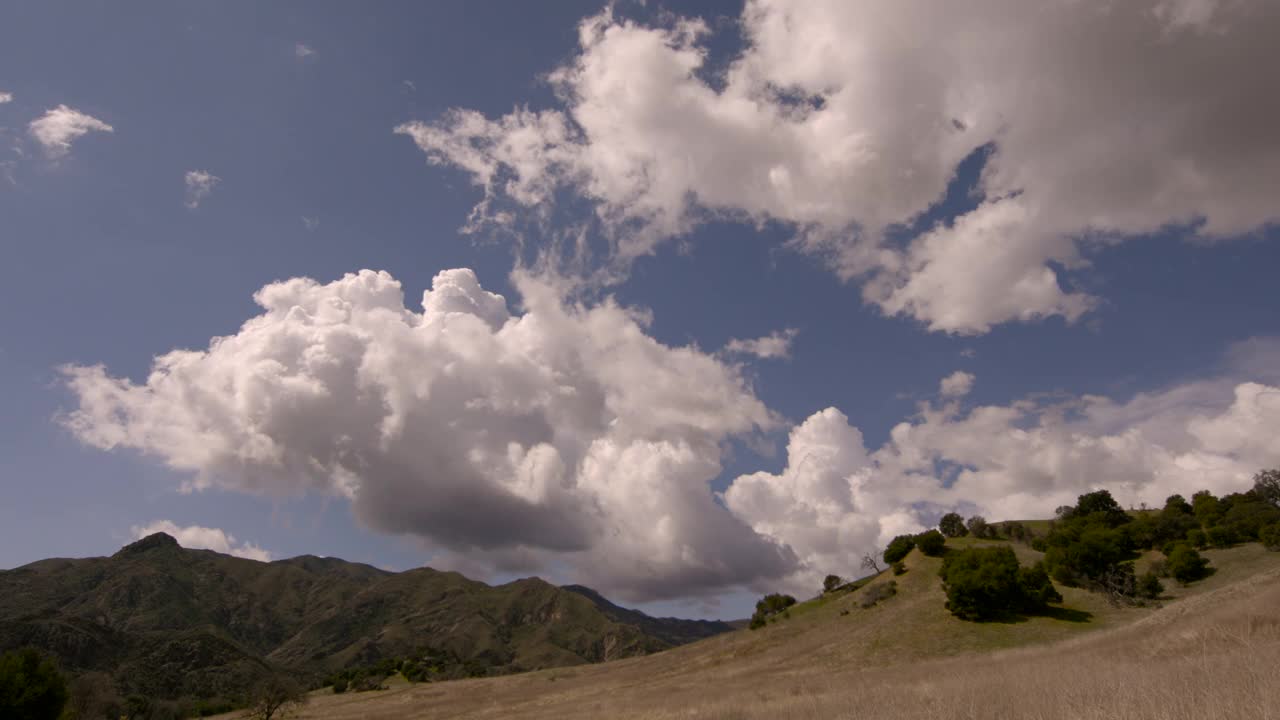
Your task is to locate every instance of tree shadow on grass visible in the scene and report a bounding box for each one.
[960,605,1093,625]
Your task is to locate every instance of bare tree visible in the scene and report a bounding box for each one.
[860,553,882,574]
[248,675,307,720]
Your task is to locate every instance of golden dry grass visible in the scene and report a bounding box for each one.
[230,544,1280,720]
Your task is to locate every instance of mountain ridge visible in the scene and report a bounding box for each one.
[0,533,733,704]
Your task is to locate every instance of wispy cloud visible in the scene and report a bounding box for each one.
[724,328,799,360]
[295,43,315,59]
[184,170,220,209]
[0,92,13,104]
[28,105,113,158]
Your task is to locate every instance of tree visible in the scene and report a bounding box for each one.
[939,546,1060,621]
[883,535,916,564]
[1074,489,1129,527]
[966,515,990,539]
[1166,544,1211,585]
[823,574,843,593]
[1261,523,1280,551]
[1137,571,1164,600]
[66,672,122,720]
[1164,494,1193,515]
[248,675,307,720]
[0,648,68,720]
[1254,469,1280,508]
[860,553,882,575]
[1004,521,1030,542]
[939,512,968,538]
[916,530,947,556]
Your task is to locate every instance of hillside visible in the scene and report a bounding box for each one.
[248,538,1280,719]
[0,533,732,704]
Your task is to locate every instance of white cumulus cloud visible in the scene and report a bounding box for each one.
[403,1,1280,334]
[28,105,113,158]
[0,92,12,104]
[130,520,272,561]
[939,371,975,398]
[184,170,220,209]
[63,267,794,601]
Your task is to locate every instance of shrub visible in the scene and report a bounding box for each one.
[892,561,906,575]
[916,529,947,556]
[1207,525,1238,548]
[859,581,897,608]
[1261,523,1280,551]
[0,648,68,720]
[940,546,1060,621]
[1166,544,1211,585]
[332,678,348,694]
[883,534,916,564]
[748,593,797,629]
[1186,528,1208,549]
[823,574,843,593]
[939,512,968,538]
[1137,571,1164,600]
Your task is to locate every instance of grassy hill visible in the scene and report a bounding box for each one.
[250,538,1280,719]
[0,533,732,706]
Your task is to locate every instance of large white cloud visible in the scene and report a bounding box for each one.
[28,105,113,158]
[63,268,794,601]
[130,520,272,562]
[402,1,1280,334]
[724,344,1280,594]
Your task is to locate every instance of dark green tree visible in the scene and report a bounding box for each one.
[1166,544,1211,585]
[748,593,797,630]
[822,574,843,593]
[915,530,947,556]
[883,534,916,564]
[0,648,68,720]
[1164,494,1193,515]
[939,512,968,538]
[1254,469,1280,507]
[939,546,1059,621]
[966,515,990,538]
[1261,523,1280,551]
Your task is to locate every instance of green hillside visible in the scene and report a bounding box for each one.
[0,533,731,708]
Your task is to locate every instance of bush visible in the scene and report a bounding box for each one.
[1186,528,1208,549]
[892,561,906,575]
[1261,523,1280,551]
[940,546,1060,621]
[859,581,897,608]
[332,678,348,694]
[1166,544,1211,585]
[748,593,797,630]
[822,574,843,593]
[1137,571,1164,600]
[883,534,916,564]
[916,529,947,556]
[939,512,968,538]
[0,648,68,720]
[1206,525,1238,548]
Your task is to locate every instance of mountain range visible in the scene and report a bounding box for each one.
[0,533,733,703]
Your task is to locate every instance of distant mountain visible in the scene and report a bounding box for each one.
[0,533,733,704]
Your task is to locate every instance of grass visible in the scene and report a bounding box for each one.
[214,542,1280,720]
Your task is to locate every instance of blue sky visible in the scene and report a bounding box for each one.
[3,1,1279,620]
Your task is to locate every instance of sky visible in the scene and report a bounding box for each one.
[2,0,1280,620]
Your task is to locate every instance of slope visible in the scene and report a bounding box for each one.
[261,539,1280,719]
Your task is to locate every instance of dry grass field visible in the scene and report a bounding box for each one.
[231,543,1280,720]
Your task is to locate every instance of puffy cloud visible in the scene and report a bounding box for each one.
[939,371,975,398]
[0,92,12,104]
[184,170,219,209]
[295,43,315,58]
[130,520,272,561]
[28,105,113,158]
[63,267,793,601]
[724,328,798,360]
[724,353,1280,592]
[405,1,1280,333]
